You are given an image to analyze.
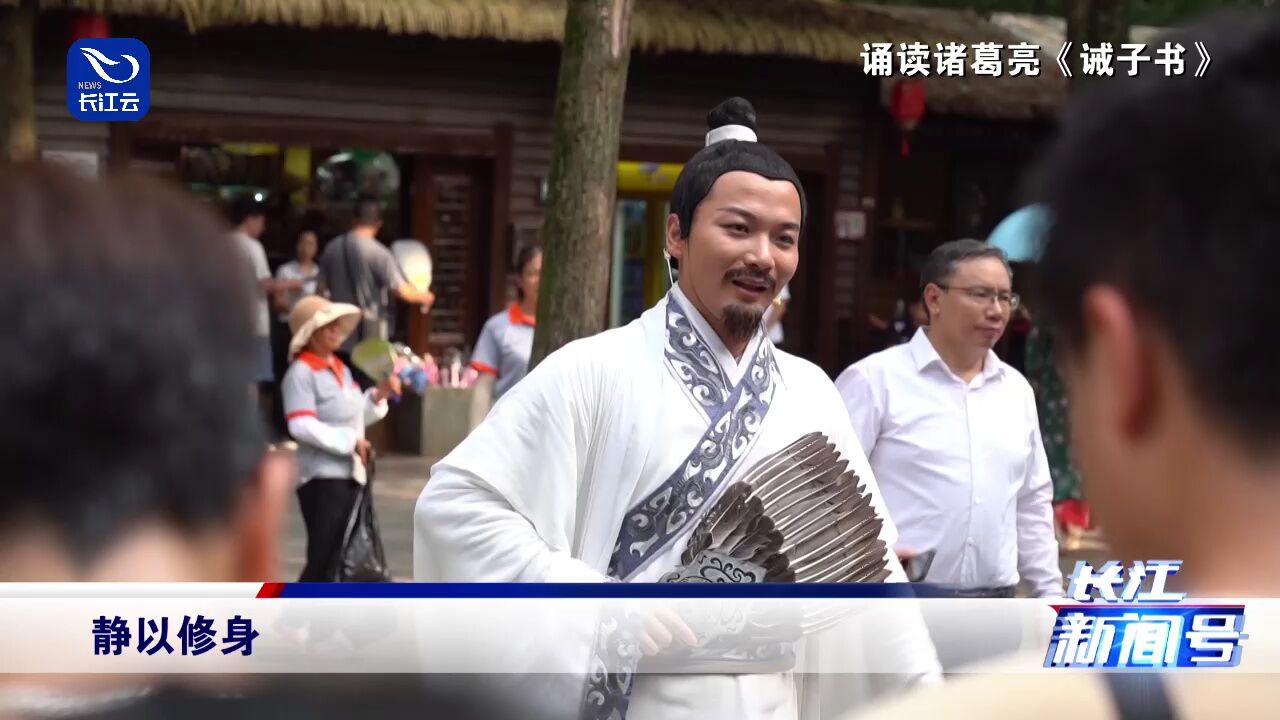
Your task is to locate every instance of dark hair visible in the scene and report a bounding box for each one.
[669,97,808,240]
[514,243,542,301]
[516,243,543,274]
[231,193,265,226]
[296,228,319,258]
[354,196,382,227]
[1032,11,1280,446]
[0,165,264,562]
[920,239,1012,292]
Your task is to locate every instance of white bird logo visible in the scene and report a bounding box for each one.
[79,47,140,84]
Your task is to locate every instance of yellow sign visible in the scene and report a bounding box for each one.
[284,146,312,205]
[221,143,280,156]
[617,161,683,193]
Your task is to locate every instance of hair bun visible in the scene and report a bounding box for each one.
[707,97,759,133]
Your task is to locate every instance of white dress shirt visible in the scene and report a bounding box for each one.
[835,327,1062,597]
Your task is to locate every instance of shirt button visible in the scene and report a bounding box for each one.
[967,539,975,546]
[975,498,982,505]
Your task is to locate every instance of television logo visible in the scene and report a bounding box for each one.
[67,39,150,122]
[1045,560,1247,669]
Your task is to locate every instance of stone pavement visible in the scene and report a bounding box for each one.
[279,453,1110,583]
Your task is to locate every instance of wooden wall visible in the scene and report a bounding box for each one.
[32,14,875,371]
[34,82,108,158]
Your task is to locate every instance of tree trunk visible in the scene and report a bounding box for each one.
[528,0,634,369]
[0,0,37,163]
[1065,0,1131,88]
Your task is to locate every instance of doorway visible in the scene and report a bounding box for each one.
[408,156,494,358]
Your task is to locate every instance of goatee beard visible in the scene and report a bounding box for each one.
[722,304,764,343]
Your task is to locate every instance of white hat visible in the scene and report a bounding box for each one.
[287,295,361,358]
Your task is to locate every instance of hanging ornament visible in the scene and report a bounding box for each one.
[889,80,927,158]
[70,14,110,44]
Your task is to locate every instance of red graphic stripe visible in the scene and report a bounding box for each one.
[257,582,285,599]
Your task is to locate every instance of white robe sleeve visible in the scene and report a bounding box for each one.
[411,341,626,720]
[414,343,608,583]
[414,472,604,583]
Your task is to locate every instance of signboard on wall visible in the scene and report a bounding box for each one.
[835,210,866,240]
[616,161,683,193]
[42,149,101,179]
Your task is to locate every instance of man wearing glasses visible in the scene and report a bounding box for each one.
[835,239,1062,603]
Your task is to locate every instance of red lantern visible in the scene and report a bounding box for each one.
[70,14,110,44]
[889,79,927,158]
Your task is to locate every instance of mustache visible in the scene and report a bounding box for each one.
[724,268,777,292]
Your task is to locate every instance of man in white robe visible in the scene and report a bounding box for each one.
[415,97,941,720]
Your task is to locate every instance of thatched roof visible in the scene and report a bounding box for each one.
[857,4,1067,120]
[992,12,1170,48]
[14,0,1066,119]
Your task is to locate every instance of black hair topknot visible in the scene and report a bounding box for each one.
[669,97,807,242]
[707,97,758,133]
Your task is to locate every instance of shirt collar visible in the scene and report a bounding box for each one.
[908,327,1006,382]
[507,302,536,327]
[297,351,347,386]
[907,327,941,371]
[982,352,1007,381]
[669,285,764,379]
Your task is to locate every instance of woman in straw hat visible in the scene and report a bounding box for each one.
[282,295,400,581]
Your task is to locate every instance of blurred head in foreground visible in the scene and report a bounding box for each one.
[1036,11,1280,592]
[0,164,290,582]
[0,167,534,720]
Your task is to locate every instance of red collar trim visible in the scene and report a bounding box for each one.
[508,302,536,327]
[296,351,346,386]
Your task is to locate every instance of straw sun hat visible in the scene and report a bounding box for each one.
[288,295,361,358]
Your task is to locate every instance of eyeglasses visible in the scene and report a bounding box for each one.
[936,284,1021,310]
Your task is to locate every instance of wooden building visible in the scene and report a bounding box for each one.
[9,0,1066,374]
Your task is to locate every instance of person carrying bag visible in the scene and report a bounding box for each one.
[330,453,391,582]
[316,200,436,381]
[282,295,400,582]
[339,230,389,346]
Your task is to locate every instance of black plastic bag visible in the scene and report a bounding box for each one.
[329,457,391,582]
